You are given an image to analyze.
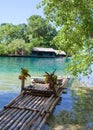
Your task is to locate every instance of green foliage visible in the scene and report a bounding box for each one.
[19,68,31,80]
[29,37,44,47]
[27,15,46,38]
[40,0,93,76]
[0,23,27,45]
[44,69,57,84]
[67,50,92,76]
[27,15,57,47]
[44,69,58,96]
[0,44,8,55]
[8,39,30,55]
[0,15,57,56]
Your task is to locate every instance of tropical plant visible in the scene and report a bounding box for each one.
[44,69,58,96]
[19,68,31,91]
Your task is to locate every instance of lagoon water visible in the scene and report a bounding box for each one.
[0,57,93,130]
[0,57,68,93]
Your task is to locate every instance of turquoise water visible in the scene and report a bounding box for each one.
[0,57,93,130]
[0,57,67,74]
[0,57,68,92]
[0,57,69,108]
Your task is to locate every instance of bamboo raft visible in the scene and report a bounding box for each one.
[0,77,69,130]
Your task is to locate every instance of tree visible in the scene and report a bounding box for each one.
[27,15,46,38]
[40,0,93,76]
[26,15,57,47]
[8,39,30,55]
[0,23,27,45]
[0,44,8,55]
[44,23,57,48]
[0,15,57,55]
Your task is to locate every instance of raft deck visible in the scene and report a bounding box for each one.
[0,77,69,130]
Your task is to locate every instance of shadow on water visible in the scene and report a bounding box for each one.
[0,92,18,109]
[42,79,93,130]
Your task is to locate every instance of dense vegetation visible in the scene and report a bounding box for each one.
[40,0,93,76]
[0,15,57,56]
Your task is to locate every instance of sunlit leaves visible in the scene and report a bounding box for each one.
[0,23,27,45]
[0,44,7,55]
[8,39,29,55]
[19,68,31,80]
[40,0,93,76]
[27,15,57,47]
[0,15,57,55]
[66,50,93,76]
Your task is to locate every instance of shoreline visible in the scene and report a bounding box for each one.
[0,55,66,58]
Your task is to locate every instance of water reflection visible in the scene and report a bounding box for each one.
[45,82,93,130]
[71,87,93,129]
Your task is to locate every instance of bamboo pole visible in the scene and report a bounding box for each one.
[0,109,17,128]
[21,78,25,92]
[0,77,69,130]
[0,109,12,122]
[0,108,9,117]
[12,95,27,107]
[13,110,30,129]
[16,95,30,107]
[31,113,46,130]
[2,109,24,130]
[19,111,40,130]
[24,96,37,108]
[9,110,29,130]
[37,113,50,130]
[19,96,51,130]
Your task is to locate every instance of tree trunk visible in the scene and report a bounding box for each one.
[21,79,25,92]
